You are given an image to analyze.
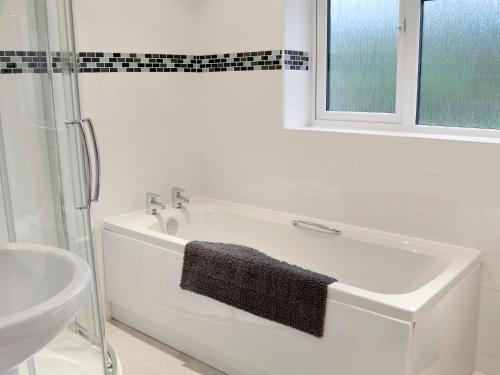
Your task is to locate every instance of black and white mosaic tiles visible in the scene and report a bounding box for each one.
[1,51,46,74]
[283,50,309,71]
[0,51,75,74]
[197,51,283,72]
[0,50,309,74]
[79,52,197,73]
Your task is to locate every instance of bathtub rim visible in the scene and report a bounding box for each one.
[103,197,481,323]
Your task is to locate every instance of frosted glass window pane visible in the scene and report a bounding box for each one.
[418,0,500,129]
[327,0,399,113]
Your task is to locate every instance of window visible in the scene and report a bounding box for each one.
[326,0,399,114]
[316,0,500,133]
[418,0,500,129]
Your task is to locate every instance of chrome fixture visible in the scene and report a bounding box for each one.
[172,187,190,209]
[292,220,342,235]
[146,193,166,215]
[65,118,101,209]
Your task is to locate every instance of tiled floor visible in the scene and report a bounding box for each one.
[18,327,104,375]
[106,320,226,375]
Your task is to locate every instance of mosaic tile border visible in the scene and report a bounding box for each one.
[283,50,309,71]
[0,51,75,74]
[0,50,309,74]
[1,51,48,74]
[79,52,197,73]
[196,51,283,72]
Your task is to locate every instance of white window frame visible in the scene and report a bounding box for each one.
[313,0,500,140]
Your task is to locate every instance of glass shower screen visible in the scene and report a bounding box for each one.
[0,0,110,374]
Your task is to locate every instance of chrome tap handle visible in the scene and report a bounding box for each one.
[146,192,165,215]
[147,192,161,202]
[172,187,185,196]
[172,187,190,209]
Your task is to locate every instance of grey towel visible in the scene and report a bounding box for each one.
[180,241,336,337]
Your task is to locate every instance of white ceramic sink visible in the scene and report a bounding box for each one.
[0,243,91,375]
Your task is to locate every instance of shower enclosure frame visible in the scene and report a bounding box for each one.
[0,0,116,373]
[0,116,16,243]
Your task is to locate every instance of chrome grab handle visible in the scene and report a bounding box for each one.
[292,220,342,235]
[81,118,101,202]
[65,120,91,210]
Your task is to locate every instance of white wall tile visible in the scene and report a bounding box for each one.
[195,0,283,53]
[410,207,449,242]
[341,192,380,228]
[374,204,415,235]
[74,0,132,22]
[373,136,416,171]
[196,72,284,131]
[98,73,134,103]
[480,217,500,256]
[477,321,500,358]
[449,178,484,216]
[284,70,313,129]
[481,254,500,290]
[476,352,500,375]
[75,20,131,52]
[0,0,34,17]
[449,141,487,180]
[483,181,500,219]
[78,74,102,104]
[74,0,197,53]
[86,81,198,216]
[196,20,284,54]
[412,138,450,176]
[482,143,500,182]
[196,0,282,30]
[284,0,314,51]
[410,174,483,215]
[444,213,481,249]
[479,288,500,326]
[124,23,174,53]
[350,135,376,167]
[0,14,38,51]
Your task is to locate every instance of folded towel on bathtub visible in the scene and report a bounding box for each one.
[180,241,336,337]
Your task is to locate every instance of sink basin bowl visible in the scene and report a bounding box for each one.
[0,243,91,374]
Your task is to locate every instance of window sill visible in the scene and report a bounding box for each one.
[296,120,500,144]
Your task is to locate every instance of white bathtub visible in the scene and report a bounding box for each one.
[103,198,481,375]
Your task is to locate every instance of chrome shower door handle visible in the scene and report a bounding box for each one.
[81,118,101,202]
[65,120,92,210]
